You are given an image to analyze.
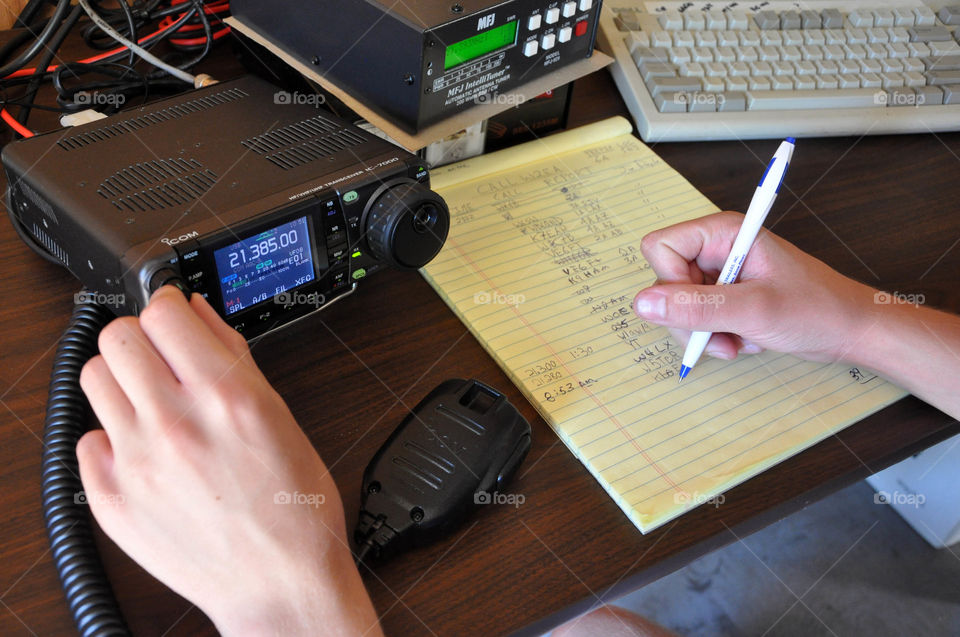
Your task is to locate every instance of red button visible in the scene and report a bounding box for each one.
[574,20,588,36]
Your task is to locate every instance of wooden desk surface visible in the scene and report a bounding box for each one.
[1,47,958,637]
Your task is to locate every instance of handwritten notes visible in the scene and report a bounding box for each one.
[422,117,906,532]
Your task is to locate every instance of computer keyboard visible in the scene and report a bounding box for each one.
[597,1,960,140]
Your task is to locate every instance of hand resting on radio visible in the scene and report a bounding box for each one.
[76,286,382,636]
[632,211,960,421]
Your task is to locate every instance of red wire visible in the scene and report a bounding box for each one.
[2,1,232,137]
[2,107,34,136]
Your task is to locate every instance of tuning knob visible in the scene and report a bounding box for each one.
[364,181,449,270]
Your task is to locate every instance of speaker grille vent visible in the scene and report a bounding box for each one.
[57,87,249,151]
[97,158,217,212]
[32,223,69,265]
[240,115,366,169]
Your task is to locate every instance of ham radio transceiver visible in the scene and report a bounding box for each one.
[3,76,450,339]
[231,0,601,132]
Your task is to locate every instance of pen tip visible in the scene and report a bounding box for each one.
[786,137,796,144]
[678,366,691,382]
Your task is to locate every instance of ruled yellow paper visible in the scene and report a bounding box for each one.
[422,117,906,532]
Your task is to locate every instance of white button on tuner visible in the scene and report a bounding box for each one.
[562,1,577,18]
[546,7,560,23]
[579,0,592,11]
[527,14,541,30]
[559,26,572,43]
[523,40,539,56]
[542,33,556,49]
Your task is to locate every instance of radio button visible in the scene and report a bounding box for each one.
[579,0,592,12]
[326,230,346,245]
[523,40,539,57]
[527,14,541,30]
[546,7,560,24]
[559,26,572,43]
[330,269,348,289]
[562,2,577,18]
[575,19,588,36]
[542,33,556,50]
[352,268,367,280]
[328,244,349,261]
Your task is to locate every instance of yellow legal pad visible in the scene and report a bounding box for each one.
[421,117,906,533]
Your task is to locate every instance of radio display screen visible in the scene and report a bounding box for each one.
[214,216,316,315]
[444,20,518,70]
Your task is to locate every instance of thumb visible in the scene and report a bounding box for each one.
[633,283,761,334]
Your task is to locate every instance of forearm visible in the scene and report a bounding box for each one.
[850,299,960,421]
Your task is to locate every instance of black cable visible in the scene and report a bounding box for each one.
[17,4,84,127]
[13,0,49,29]
[41,296,131,637]
[0,0,71,78]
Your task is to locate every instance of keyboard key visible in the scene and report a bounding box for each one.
[816,75,839,89]
[673,31,695,47]
[903,71,926,87]
[867,28,889,43]
[886,42,910,58]
[801,45,824,60]
[927,69,960,85]
[816,59,839,75]
[914,7,936,26]
[881,72,905,88]
[801,10,821,29]
[901,57,925,73]
[780,45,802,61]
[782,30,803,46]
[718,31,739,47]
[658,10,682,30]
[838,59,860,74]
[795,74,816,89]
[750,60,773,76]
[759,46,781,61]
[669,47,692,64]
[860,58,882,74]
[908,26,951,42]
[724,76,748,91]
[772,61,794,75]
[728,61,750,76]
[680,62,705,77]
[717,91,746,111]
[838,73,861,88]
[881,58,904,73]
[688,92,717,112]
[873,10,894,27]
[860,72,883,88]
[703,76,725,92]
[737,46,760,62]
[692,47,714,62]
[893,8,915,26]
[754,10,779,30]
[705,10,726,30]
[926,55,960,70]
[762,30,784,46]
[770,75,794,89]
[706,62,727,76]
[624,31,650,51]
[781,11,801,29]
[930,41,960,56]
[849,9,874,27]
[632,46,670,64]
[938,5,960,25]
[740,31,761,47]
[823,45,845,60]
[907,42,931,57]
[646,76,702,96]
[695,31,717,46]
[885,87,917,106]
[890,27,910,43]
[821,9,843,29]
[745,87,883,110]
[824,29,846,45]
[844,44,868,59]
[942,84,960,104]
[654,91,687,112]
[727,11,748,30]
[916,85,944,104]
[684,11,705,30]
[617,10,641,31]
[639,61,676,82]
[803,30,826,46]
[715,46,736,62]
[795,60,816,75]
[847,29,868,45]
[749,76,773,90]
[866,44,888,59]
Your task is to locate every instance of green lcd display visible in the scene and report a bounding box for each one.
[444,20,518,70]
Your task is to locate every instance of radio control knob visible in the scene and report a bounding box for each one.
[364,182,449,270]
[148,267,191,298]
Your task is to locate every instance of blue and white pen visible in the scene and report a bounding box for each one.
[678,137,795,382]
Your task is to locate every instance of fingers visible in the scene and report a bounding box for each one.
[76,430,117,501]
[634,281,771,337]
[187,291,253,366]
[80,355,135,428]
[97,316,181,411]
[640,211,745,283]
[138,286,249,388]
